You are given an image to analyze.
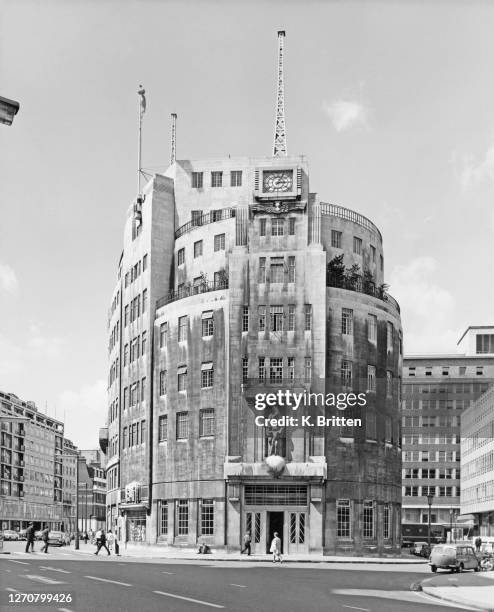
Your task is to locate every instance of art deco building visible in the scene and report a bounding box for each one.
[402,327,494,541]
[103,154,403,555]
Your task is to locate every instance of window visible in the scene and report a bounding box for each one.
[383,505,390,539]
[160,322,168,348]
[288,256,295,282]
[363,501,374,538]
[200,409,215,437]
[304,357,312,382]
[142,289,147,314]
[380,254,384,271]
[201,363,214,388]
[178,316,188,342]
[214,233,225,251]
[442,366,449,376]
[370,245,376,263]
[287,357,295,381]
[159,370,167,396]
[123,387,128,410]
[367,366,376,392]
[242,306,249,332]
[258,357,266,382]
[242,357,249,383]
[123,343,129,366]
[404,486,419,496]
[337,499,351,538]
[270,358,283,383]
[368,314,377,342]
[476,334,494,354]
[353,236,362,255]
[341,308,353,335]
[422,469,436,479]
[141,377,146,401]
[192,172,203,188]
[211,171,223,187]
[289,218,296,235]
[158,415,168,442]
[476,366,484,376]
[287,305,295,331]
[387,322,393,351]
[191,210,203,225]
[177,500,189,535]
[366,412,376,439]
[341,360,352,387]
[259,257,266,282]
[159,502,168,535]
[141,420,146,444]
[408,367,416,377]
[230,170,242,187]
[270,258,285,283]
[177,248,185,266]
[130,382,139,406]
[425,366,432,377]
[194,240,203,258]
[258,306,266,332]
[260,219,267,236]
[270,305,284,332]
[202,312,214,337]
[176,412,189,439]
[331,230,342,249]
[124,305,129,327]
[304,305,312,331]
[386,371,393,397]
[177,367,187,392]
[271,218,284,236]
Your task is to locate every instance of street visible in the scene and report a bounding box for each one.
[0,546,474,612]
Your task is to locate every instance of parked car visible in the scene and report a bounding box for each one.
[18,529,28,541]
[411,541,430,557]
[429,543,480,573]
[34,530,43,540]
[47,531,66,547]
[2,530,20,541]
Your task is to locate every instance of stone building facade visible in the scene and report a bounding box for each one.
[103,155,403,555]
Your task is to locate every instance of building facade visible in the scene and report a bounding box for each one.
[77,450,106,533]
[62,438,78,534]
[0,391,65,531]
[103,156,403,555]
[402,327,494,541]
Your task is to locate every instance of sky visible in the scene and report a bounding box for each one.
[1,0,494,448]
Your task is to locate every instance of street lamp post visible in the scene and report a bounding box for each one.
[427,493,434,550]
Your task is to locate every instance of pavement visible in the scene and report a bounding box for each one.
[420,569,494,612]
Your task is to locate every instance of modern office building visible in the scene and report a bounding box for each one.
[77,450,106,533]
[62,438,78,534]
[0,390,65,531]
[402,327,494,542]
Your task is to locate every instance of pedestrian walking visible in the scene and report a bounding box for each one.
[94,528,111,556]
[41,527,49,553]
[475,536,482,552]
[270,532,282,563]
[25,523,35,553]
[106,530,114,552]
[240,530,252,556]
[83,532,89,545]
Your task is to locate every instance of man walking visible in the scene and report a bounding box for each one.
[25,523,35,553]
[240,530,252,556]
[41,526,49,553]
[270,531,282,563]
[475,536,482,552]
[94,528,111,556]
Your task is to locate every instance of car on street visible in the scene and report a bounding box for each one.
[429,543,480,573]
[47,531,66,546]
[18,529,28,540]
[411,541,430,557]
[2,530,20,541]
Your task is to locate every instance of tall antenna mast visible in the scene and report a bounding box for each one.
[170,113,177,165]
[137,85,146,197]
[273,30,287,157]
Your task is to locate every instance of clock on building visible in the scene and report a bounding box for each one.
[262,170,294,193]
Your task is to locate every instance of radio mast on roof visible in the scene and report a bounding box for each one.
[170,113,177,165]
[273,30,287,157]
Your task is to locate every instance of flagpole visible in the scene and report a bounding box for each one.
[137,85,145,197]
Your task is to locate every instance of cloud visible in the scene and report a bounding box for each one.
[58,379,107,448]
[458,143,494,190]
[323,100,369,132]
[27,322,64,358]
[0,262,18,294]
[389,256,459,354]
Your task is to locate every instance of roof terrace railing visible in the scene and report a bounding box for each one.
[175,207,236,239]
[320,202,382,242]
[156,280,229,309]
[327,273,400,313]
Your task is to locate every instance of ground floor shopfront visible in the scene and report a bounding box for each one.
[0,498,64,533]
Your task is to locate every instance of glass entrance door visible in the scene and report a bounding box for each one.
[287,512,307,554]
[245,511,263,554]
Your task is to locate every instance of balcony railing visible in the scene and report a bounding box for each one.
[175,207,236,239]
[320,202,382,242]
[327,273,400,313]
[157,280,229,309]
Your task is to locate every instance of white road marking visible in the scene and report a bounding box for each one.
[162,571,175,575]
[24,574,65,585]
[5,588,20,593]
[414,591,478,610]
[7,560,29,565]
[230,584,247,588]
[154,590,225,608]
[85,575,132,586]
[342,606,370,612]
[58,608,75,612]
[40,566,71,574]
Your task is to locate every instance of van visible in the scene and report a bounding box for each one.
[429,543,480,573]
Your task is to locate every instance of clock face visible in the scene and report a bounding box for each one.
[263,170,293,193]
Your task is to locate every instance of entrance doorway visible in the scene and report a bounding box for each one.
[267,511,284,554]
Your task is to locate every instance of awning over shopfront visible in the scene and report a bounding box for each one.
[456,514,478,526]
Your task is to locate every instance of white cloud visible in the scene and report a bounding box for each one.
[459,143,494,190]
[58,379,107,448]
[323,100,369,132]
[0,262,18,294]
[27,322,64,358]
[389,256,459,354]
